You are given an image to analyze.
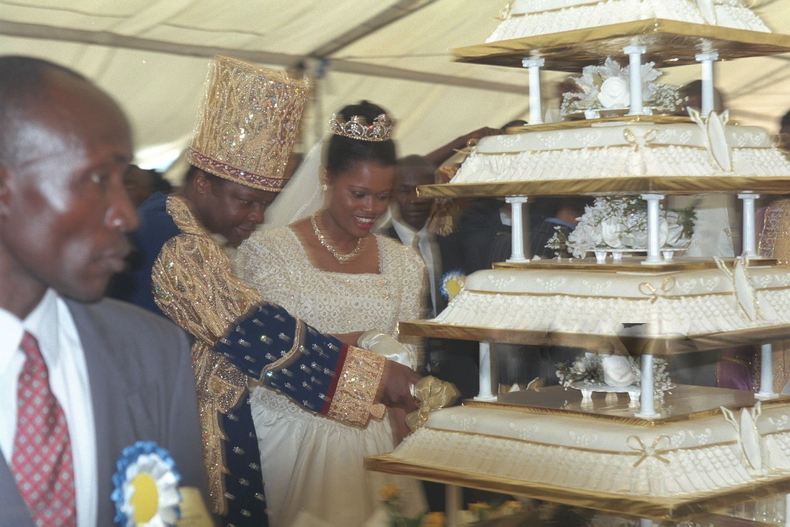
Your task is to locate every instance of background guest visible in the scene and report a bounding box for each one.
[386,155,464,317]
[382,155,479,400]
[0,55,207,526]
[124,164,173,208]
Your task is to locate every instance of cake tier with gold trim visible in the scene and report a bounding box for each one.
[431,263,790,341]
[454,21,790,71]
[489,0,770,43]
[366,391,790,519]
[448,119,790,188]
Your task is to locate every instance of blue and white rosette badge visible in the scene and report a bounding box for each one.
[440,269,466,302]
[112,441,182,526]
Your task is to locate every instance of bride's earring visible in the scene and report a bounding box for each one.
[321,183,328,192]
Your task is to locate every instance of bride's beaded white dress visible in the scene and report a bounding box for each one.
[236,226,427,527]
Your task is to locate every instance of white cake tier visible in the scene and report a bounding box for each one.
[387,402,790,503]
[488,0,771,42]
[434,265,790,338]
[451,122,790,185]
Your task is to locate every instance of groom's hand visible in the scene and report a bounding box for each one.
[378,360,421,413]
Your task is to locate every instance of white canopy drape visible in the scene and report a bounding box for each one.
[2,0,788,170]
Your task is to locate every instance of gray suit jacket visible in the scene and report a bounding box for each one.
[0,297,207,526]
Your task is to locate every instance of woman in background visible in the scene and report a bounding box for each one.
[236,101,426,526]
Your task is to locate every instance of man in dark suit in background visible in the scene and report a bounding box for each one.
[383,155,478,399]
[386,155,465,317]
[0,56,206,526]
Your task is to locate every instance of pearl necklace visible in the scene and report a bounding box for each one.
[311,212,364,264]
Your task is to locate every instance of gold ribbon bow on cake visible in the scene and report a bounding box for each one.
[638,277,676,304]
[627,435,671,467]
[406,376,460,431]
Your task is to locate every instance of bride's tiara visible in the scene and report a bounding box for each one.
[328,113,394,142]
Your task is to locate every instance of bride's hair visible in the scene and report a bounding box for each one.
[324,100,396,177]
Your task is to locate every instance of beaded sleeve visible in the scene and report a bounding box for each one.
[152,196,384,426]
[215,303,385,426]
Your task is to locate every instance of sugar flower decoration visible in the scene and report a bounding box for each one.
[561,57,682,118]
[556,353,674,401]
[112,441,182,527]
[547,197,695,259]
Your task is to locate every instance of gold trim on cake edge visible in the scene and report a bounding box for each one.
[462,384,790,425]
[504,114,694,133]
[493,258,782,272]
[453,20,790,71]
[398,321,790,355]
[416,176,790,199]
[365,454,790,520]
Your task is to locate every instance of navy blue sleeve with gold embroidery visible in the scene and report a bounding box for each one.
[215,302,347,415]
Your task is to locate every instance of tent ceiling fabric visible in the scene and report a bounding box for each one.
[1,0,789,170]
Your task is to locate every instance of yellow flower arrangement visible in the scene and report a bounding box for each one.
[380,485,425,527]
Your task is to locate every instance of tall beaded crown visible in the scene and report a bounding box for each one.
[329,113,394,142]
[187,56,309,192]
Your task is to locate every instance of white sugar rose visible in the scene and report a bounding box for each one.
[567,223,601,258]
[598,77,630,109]
[600,218,624,248]
[601,355,636,387]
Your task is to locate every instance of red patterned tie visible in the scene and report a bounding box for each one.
[11,331,77,526]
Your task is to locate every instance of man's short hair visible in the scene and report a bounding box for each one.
[185,165,227,193]
[0,56,86,168]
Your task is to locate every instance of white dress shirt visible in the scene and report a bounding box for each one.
[391,218,441,317]
[0,289,97,526]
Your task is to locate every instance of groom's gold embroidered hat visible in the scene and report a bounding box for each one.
[187,55,309,192]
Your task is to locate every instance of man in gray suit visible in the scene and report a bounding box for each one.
[0,56,207,526]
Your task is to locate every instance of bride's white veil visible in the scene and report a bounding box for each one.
[263,140,326,229]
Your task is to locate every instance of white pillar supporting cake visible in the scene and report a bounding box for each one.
[641,193,665,264]
[625,44,646,115]
[636,353,658,418]
[505,196,529,263]
[757,343,777,400]
[522,57,544,124]
[445,485,461,527]
[475,341,496,401]
[740,192,759,258]
[696,51,720,116]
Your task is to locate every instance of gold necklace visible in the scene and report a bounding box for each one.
[311,212,364,264]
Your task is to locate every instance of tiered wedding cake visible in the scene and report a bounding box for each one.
[367,0,790,520]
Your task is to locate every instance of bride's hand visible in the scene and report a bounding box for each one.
[378,361,421,413]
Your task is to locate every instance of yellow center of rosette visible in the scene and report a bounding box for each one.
[446,278,464,300]
[130,473,159,523]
